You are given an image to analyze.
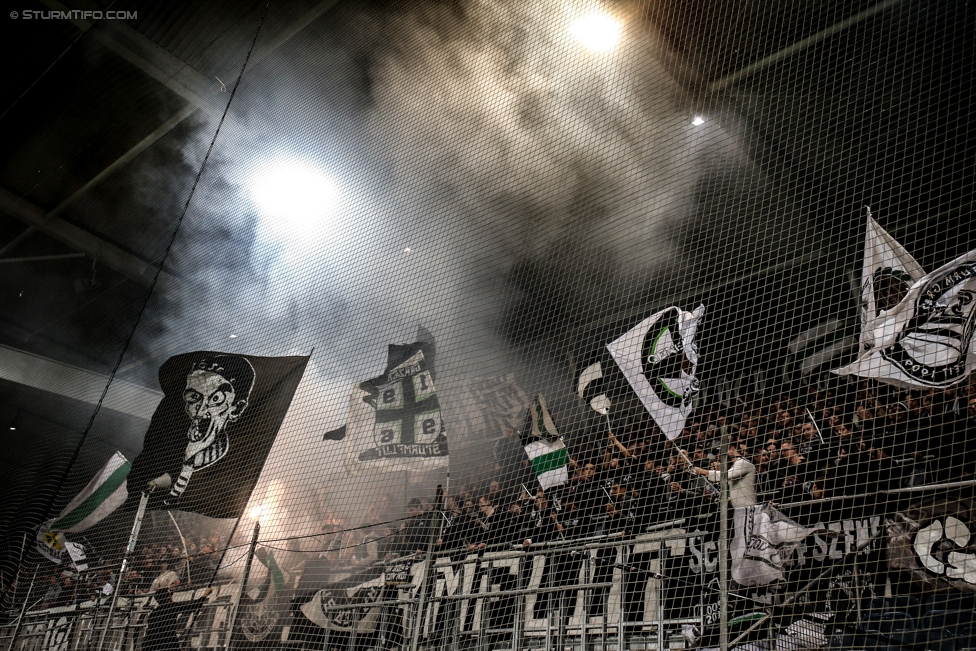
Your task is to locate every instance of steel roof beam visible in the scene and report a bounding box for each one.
[48,106,198,221]
[0,187,165,287]
[0,343,161,420]
[4,0,343,289]
[707,0,907,93]
[39,0,225,117]
[0,227,36,257]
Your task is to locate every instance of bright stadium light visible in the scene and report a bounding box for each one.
[249,505,263,520]
[251,161,340,234]
[569,12,622,53]
[692,116,706,126]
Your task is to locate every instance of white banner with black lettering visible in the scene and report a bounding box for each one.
[835,248,976,389]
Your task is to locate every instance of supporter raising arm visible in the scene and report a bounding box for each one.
[679,445,757,507]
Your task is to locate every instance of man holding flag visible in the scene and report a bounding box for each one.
[27,348,308,646]
[680,444,756,508]
[143,584,214,651]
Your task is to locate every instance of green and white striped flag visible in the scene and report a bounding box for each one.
[49,452,130,533]
[519,395,568,491]
[266,550,288,598]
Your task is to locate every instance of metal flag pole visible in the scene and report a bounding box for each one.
[167,511,192,586]
[225,520,261,651]
[6,566,38,651]
[718,429,730,651]
[604,412,631,458]
[96,487,154,651]
[805,408,826,445]
[677,448,721,494]
[409,484,444,651]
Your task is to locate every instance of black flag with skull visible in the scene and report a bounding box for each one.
[127,352,308,519]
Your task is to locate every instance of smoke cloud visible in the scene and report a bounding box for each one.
[102,0,790,546]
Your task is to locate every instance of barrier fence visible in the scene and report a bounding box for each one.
[2,515,886,651]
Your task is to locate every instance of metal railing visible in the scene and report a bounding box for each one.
[3,447,901,651]
[2,527,718,651]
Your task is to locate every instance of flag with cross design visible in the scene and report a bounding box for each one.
[324,328,449,474]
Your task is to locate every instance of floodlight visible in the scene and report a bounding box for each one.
[569,12,621,53]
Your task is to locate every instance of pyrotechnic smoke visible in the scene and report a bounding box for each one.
[107,0,792,545]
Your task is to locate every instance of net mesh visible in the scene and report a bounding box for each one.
[0,0,974,650]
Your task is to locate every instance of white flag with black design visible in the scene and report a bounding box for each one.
[887,498,976,593]
[325,331,448,475]
[857,209,925,351]
[576,361,610,415]
[63,541,88,573]
[731,504,816,587]
[607,305,705,440]
[834,248,976,389]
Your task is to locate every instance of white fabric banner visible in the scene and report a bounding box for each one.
[338,344,449,475]
[858,211,925,351]
[607,305,704,440]
[63,541,88,572]
[835,248,976,389]
[731,504,814,587]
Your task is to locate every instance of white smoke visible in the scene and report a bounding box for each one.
[118,0,757,545]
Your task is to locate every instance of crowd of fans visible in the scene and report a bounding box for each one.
[29,530,224,610]
[284,374,976,578]
[415,373,976,556]
[122,535,224,596]
[23,373,976,612]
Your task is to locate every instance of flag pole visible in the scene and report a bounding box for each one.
[409,484,444,651]
[167,511,192,586]
[805,408,825,445]
[718,429,730,651]
[96,488,153,651]
[225,520,261,651]
[675,446,720,493]
[604,413,632,458]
